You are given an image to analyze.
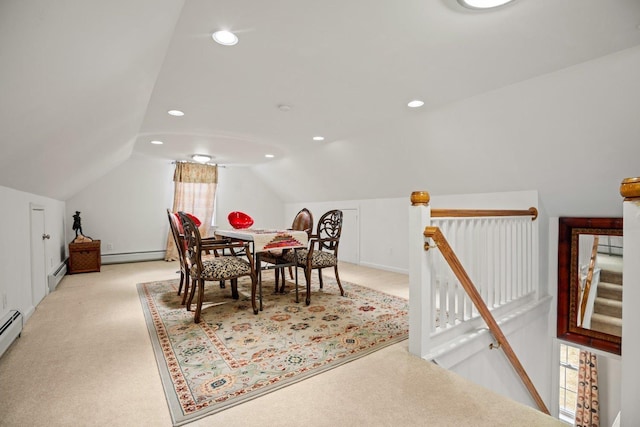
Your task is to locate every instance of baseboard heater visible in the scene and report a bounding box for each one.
[0,310,23,358]
[101,250,166,265]
[48,261,67,292]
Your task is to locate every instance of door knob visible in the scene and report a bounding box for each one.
[42,234,50,240]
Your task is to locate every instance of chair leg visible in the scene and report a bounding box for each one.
[177,271,184,296]
[334,265,344,296]
[219,280,226,289]
[194,279,205,323]
[304,268,312,306]
[231,278,239,300]
[278,267,287,293]
[288,266,294,280]
[186,277,197,311]
[318,269,324,289]
[274,268,280,293]
[251,273,259,314]
[181,270,191,305]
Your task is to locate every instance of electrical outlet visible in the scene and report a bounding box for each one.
[2,293,7,310]
[106,243,113,251]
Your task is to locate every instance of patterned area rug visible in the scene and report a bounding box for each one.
[138,276,409,426]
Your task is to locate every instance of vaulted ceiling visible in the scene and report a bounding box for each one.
[2,1,640,212]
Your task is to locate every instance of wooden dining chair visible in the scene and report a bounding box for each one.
[167,209,228,304]
[166,209,191,304]
[178,212,259,322]
[260,208,314,293]
[283,209,344,305]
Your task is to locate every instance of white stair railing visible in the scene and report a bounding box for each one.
[408,190,546,414]
[432,215,537,327]
[409,191,539,356]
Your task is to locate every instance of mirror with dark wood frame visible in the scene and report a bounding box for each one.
[557,217,623,355]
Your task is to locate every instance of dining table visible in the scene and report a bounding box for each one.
[214,228,309,310]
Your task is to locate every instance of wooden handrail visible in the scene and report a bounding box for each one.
[431,207,538,221]
[423,226,550,415]
[579,236,600,326]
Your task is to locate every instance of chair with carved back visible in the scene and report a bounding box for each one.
[167,209,190,303]
[178,212,259,322]
[283,209,344,305]
[167,209,227,305]
[260,208,314,293]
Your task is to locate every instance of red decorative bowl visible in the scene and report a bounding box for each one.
[228,211,254,229]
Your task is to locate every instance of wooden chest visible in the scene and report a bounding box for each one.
[68,240,101,274]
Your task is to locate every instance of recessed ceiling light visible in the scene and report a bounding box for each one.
[265,154,275,158]
[168,110,184,117]
[407,100,425,108]
[457,0,516,9]
[212,30,239,46]
[313,136,325,141]
[192,154,212,163]
[150,140,163,145]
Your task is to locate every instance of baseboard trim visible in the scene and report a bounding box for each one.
[358,261,408,275]
[102,250,166,265]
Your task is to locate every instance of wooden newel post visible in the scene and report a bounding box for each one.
[408,191,433,358]
[620,177,640,426]
[410,191,430,207]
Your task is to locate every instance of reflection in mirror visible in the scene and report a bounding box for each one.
[558,217,623,355]
[576,233,623,336]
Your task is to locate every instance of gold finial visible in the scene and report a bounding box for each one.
[620,177,640,199]
[410,191,430,206]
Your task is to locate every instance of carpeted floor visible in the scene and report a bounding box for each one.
[139,277,408,425]
[0,261,563,426]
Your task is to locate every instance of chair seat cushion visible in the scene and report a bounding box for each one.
[191,256,252,280]
[283,249,337,268]
[260,249,288,265]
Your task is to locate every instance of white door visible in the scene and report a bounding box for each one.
[30,205,47,307]
[338,208,359,264]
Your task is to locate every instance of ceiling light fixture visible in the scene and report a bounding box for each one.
[192,154,212,163]
[265,154,275,158]
[407,100,425,108]
[168,109,185,117]
[150,140,163,145]
[313,136,325,141]
[457,0,516,9]
[212,30,239,46]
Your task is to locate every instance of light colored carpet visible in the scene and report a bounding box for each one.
[0,261,563,426]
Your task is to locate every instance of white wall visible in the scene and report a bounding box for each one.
[599,354,622,427]
[65,153,175,258]
[286,198,408,273]
[436,300,553,411]
[215,166,283,231]
[254,45,640,221]
[0,185,66,321]
[64,155,285,261]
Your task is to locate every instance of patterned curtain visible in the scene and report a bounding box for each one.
[165,162,218,261]
[575,350,599,427]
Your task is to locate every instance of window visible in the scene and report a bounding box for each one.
[559,343,580,423]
